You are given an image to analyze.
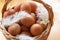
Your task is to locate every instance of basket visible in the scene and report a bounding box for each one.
[1,0,54,40]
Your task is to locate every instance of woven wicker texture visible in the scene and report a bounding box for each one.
[1,0,54,40]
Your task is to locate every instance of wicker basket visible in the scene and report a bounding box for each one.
[1,0,54,40]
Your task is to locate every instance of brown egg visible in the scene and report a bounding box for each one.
[14,3,22,12]
[20,3,31,13]
[3,11,9,18]
[17,20,22,25]
[21,15,35,27]
[36,20,47,30]
[9,9,16,14]
[29,2,37,13]
[21,31,31,36]
[8,23,21,36]
[40,24,47,30]
[3,9,15,18]
[31,13,36,19]
[30,24,43,36]
[21,26,29,31]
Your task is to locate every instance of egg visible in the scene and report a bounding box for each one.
[3,11,9,18]
[9,9,16,14]
[20,3,31,13]
[29,2,37,13]
[3,9,15,18]
[8,23,21,36]
[17,20,22,25]
[36,20,47,30]
[30,24,43,36]
[21,31,31,36]
[14,3,22,12]
[31,13,36,19]
[21,15,35,27]
[21,26,29,31]
[40,24,47,30]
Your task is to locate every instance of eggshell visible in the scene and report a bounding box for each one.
[20,3,31,13]
[36,20,47,30]
[9,9,16,14]
[29,2,37,13]
[30,24,43,36]
[40,24,47,30]
[3,11,9,18]
[21,15,35,27]
[3,9,15,18]
[21,31,31,36]
[31,13,36,20]
[17,20,22,25]
[21,26,29,31]
[8,23,21,36]
[14,3,22,12]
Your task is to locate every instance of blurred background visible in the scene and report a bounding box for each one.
[43,0,60,40]
[0,0,60,40]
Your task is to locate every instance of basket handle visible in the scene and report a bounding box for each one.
[2,0,12,16]
[33,0,54,26]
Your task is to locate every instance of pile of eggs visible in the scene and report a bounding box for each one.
[3,2,47,36]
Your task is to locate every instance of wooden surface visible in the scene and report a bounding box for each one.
[0,0,60,40]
